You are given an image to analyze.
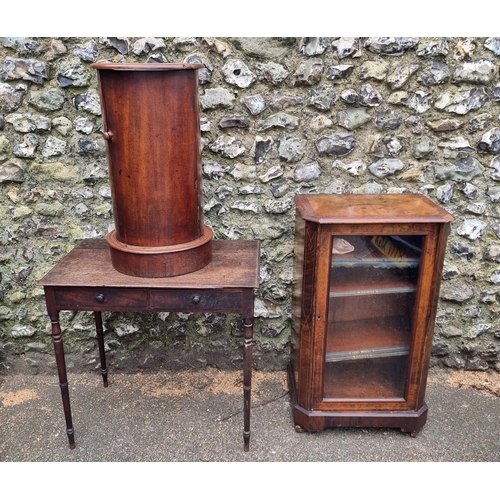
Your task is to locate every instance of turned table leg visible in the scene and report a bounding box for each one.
[94,311,108,387]
[49,310,75,449]
[242,289,254,452]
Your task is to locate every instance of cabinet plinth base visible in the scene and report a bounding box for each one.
[107,225,213,278]
[287,363,428,436]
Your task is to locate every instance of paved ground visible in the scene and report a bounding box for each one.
[0,366,499,462]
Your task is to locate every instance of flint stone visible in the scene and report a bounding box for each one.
[218,115,250,129]
[231,200,259,213]
[457,219,487,240]
[373,110,400,131]
[438,136,474,153]
[437,183,454,203]
[488,186,500,202]
[340,89,358,104]
[1,37,39,53]
[337,108,371,130]
[490,156,500,180]
[270,179,289,197]
[419,61,450,85]
[10,205,32,219]
[256,112,299,131]
[277,135,306,162]
[133,37,165,55]
[332,38,361,59]
[466,202,486,214]
[11,325,36,338]
[52,116,72,136]
[0,57,47,85]
[359,60,389,81]
[434,156,484,181]
[209,135,245,158]
[182,54,212,84]
[484,37,500,55]
[414,136,434,158]
[28,87,65,112]
[326,64,354,80]
[56,58,89,87]
[405,115,424,134]
[99,37,129,54]
[31,161,79,181]
[230,163,256,181]
[293,58,324,86]
[477,127,500,154]
[252,136,273,163]
[469,113,492,132]
[13,133,38,158]
[0,159,25,183]
[6,112,51,133]
[293,162,321,182]
[309,114,333,132]
[441,283,474,302]
[241,94,266,115]
[73,90,101,115]
[254,62,289,85]
[389,90,433,113]
[239,185,264,195]
[454,60,498,84]
[485,245,500,262]
[435,88,489,115]
[147,53,168,63]
[74,116,93,134]
[73,40,99,62]
[42,136,66,157]
[299,37,329,56]
[78,138,101,155]
[387,64,420,89]
[441,325,462,338]
[427,118,465,132]
[416,39,449,58]
[264,198,294,214]
[270,92,303,110]
[222,60,256,88]
[398,164,425,181]
[259,165,283,183]
[364,37,419,56]
[200,88,235,110]
[0,82,27,112]
[359,83,383,107]
[332,159,366,176]
[491,87,500,101]
[308,85,336,110]
[46,39,68,61]
[450,241,476,260]
[315,133,356,156]
[368,158,404,178]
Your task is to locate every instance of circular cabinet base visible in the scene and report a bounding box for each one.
[107,225,213,278]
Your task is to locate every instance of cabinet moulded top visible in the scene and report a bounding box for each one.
[294,194,454,225]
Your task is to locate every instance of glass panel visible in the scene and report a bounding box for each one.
[324,234,423,401]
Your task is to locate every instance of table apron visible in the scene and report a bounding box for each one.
[51,286,248,313]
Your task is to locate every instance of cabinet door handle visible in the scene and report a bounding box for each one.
[95,294,105,303]
[192,295,201,304]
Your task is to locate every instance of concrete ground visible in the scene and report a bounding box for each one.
[0,366,499,462]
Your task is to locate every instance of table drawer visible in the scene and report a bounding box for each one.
[54,287,148,310]
[150,289,243,312]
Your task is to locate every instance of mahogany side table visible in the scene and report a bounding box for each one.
[38,238,260,451]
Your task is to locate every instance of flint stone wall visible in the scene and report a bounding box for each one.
[1,37,500,374]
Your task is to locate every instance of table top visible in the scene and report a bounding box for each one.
[38,239,260,289]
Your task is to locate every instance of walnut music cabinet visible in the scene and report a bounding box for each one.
[289,194,453,436]
[39,238,260,451]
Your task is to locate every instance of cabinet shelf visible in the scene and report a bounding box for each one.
[326,317,410,362]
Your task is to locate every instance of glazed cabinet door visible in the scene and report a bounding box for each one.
[313,224,441,411]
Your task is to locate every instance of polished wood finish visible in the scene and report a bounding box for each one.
[289,194,452,436]
[91,62,212,277]
[39,238,260,451]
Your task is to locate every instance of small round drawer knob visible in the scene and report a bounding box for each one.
[103,131,113,141]
[192,295,201,304]
[95,294,105,303]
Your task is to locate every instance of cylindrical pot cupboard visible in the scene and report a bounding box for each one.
[91,62,212,278]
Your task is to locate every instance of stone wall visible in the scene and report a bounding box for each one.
[1,37,500,374]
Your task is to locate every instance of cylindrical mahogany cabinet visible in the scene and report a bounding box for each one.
[91,63,212,278]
